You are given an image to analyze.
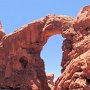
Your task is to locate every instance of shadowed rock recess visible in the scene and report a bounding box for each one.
[0,6,90,90]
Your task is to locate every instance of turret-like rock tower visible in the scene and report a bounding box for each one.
[0,22,5,40]
[0,6,90,90]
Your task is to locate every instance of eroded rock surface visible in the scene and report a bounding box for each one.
[46,73,55,90]
[55,5,90,90]
[0,5,89,90]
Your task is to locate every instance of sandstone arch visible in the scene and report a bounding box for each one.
[0,5,90,90]
[0,14,75,90]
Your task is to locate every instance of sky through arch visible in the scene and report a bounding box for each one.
[40,35,63,81]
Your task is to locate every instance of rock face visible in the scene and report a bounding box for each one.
[0,5,89,90]
[55,5,90,90]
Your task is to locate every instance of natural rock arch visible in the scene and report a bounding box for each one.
[0,5,90,90]
[40,15,75,71]
[0,14,75,90]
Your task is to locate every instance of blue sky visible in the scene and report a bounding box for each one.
[0,0,90,81]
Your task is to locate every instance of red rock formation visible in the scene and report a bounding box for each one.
[55,5,90,90]
[0,22,5,40]
[0,5,89,90]
[46,73,55,90]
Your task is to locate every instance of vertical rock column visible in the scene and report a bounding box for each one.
[0,22,5,40]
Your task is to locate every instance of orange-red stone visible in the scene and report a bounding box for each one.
[0,5,90,90]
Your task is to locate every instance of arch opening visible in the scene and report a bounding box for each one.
[40,34,63,81]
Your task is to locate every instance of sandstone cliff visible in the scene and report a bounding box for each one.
[0,5,89,90]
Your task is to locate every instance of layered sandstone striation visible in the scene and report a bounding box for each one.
[0,5,89,90]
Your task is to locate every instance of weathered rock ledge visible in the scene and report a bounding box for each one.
[0,5,90,90]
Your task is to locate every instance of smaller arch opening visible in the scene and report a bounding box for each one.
[86,78,90,85]
[19,56,28,69]
[84,76,90,85]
